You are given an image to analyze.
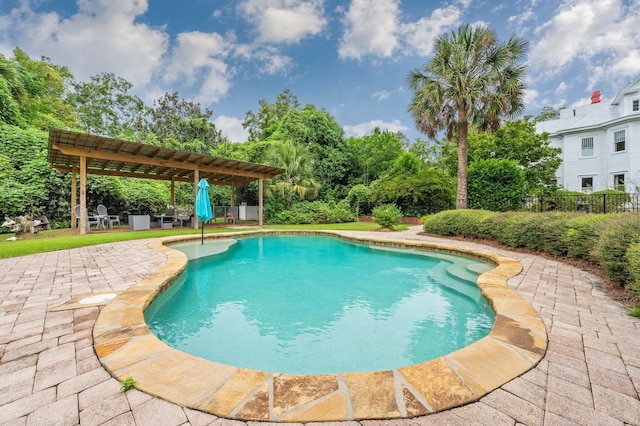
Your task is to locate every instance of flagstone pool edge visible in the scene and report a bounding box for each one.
[93,229,547,422]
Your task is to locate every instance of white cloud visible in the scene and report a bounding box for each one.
[0,0,167,86]
[338,0,400,60]
[343,119,409,137]
[372,90,391,101]
[233,44,293,75]
[238,0,326,44]
[163,31,232,103]
[339,0,464,60]
[523,88,539,108]
[214,115,249,142]
[398,5,461,56]
[529,0,640,84]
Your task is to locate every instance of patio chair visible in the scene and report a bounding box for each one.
[225,206,238,224]
[74,205,100,231]
[97,204,121,229]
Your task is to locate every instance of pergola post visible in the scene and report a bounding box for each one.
[193,169,199,229]
[79,156,87,235]
[71,165,77,230]
[170,177,175,207]
[259,178,264,226]
[230,185,235,208]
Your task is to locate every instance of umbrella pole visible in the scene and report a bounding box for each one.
[201,220,204,245]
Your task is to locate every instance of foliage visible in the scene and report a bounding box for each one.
[346,184,371,217]
[468,118,561,195]
[370,167,455,216]
[423,209,497,238]
[468,158,526,211]
[564,214,611,261]
[243,89,300,141]
[344,128,405,184]
[265,141,320,209]
[408,24,528,208]
[268,105,350,201]
[372,204,402,229]
[625,242,640,300]
[593,215,640,286]
[11,47,77,129]
[273,201,356,224]
[120,376,136,391]
[535,105,563,122]
[138,91,226,152]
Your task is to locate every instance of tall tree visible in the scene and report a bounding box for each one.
[266,140,319,209]
[139,92,226,154]
[11,48,76,129]
[242,89,300,141]
[408,24,528,208]
[67,72,145,137]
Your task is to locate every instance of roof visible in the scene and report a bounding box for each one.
[48,129,284,186]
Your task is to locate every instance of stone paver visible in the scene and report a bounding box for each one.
[1,227,639,425]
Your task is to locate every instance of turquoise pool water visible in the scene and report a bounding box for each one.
[145,235,495,374]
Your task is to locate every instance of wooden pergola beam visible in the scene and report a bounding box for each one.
[52,144,275,180]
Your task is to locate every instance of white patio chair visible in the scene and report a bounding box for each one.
[97,204,121,229]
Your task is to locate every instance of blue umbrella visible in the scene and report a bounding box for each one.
[195,178,212,244]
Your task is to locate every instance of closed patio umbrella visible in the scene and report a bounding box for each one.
[196,178,212,244]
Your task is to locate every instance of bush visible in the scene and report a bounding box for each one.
[564,214,611,261]
[468,159,526,211]
[273,201,356,224]
[626,242,640,298]
[372,204,402,229]
[593,214,640,286]
[423,209,496,238]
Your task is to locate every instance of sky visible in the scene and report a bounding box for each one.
[1,0,639,143]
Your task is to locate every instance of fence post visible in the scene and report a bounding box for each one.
[603,193,606,214]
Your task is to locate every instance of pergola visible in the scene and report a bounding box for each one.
[47,129,284,234]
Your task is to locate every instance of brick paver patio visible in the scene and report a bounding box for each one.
[1,227,639,425]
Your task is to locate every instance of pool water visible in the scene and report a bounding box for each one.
[145,235,495,374]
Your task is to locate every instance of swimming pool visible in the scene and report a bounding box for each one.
[93,230,546,422]
[146,234,495,374]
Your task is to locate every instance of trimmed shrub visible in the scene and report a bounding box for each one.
[593,214,640,286]
[423,209,496,238]
[273,201,356,224]
[468,159,526,211]
[372,204,402,229]
[564,214,612,261]
[625,242,640,297]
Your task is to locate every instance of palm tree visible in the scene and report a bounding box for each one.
[266,140,320,209]
[408,24,527,209]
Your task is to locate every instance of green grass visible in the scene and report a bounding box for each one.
[0,221,409,259]
[0,226,239,259]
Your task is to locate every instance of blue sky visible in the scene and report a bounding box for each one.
[1,0,639,142]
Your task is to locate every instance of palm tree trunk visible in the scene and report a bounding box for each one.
[457,107,469,209]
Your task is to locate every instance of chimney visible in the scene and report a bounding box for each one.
[591,90,601,104]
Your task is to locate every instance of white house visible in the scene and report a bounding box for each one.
[536,76,640,193]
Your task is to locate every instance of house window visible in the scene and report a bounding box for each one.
[614,174,625,191]
[634,99,639,112]
[581,177,593,193]
[614,130,626,152]
[581,137,594,157]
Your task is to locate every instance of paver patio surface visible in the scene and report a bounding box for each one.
[0,226,639,425]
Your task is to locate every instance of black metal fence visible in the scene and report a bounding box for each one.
[524,193,640,214]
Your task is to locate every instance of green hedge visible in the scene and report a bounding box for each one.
[423,210,640,304]
[273,201,356,224]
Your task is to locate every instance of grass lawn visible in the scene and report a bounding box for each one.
[0,221,404,259]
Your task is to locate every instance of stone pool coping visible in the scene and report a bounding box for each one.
[93,230,547,422]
